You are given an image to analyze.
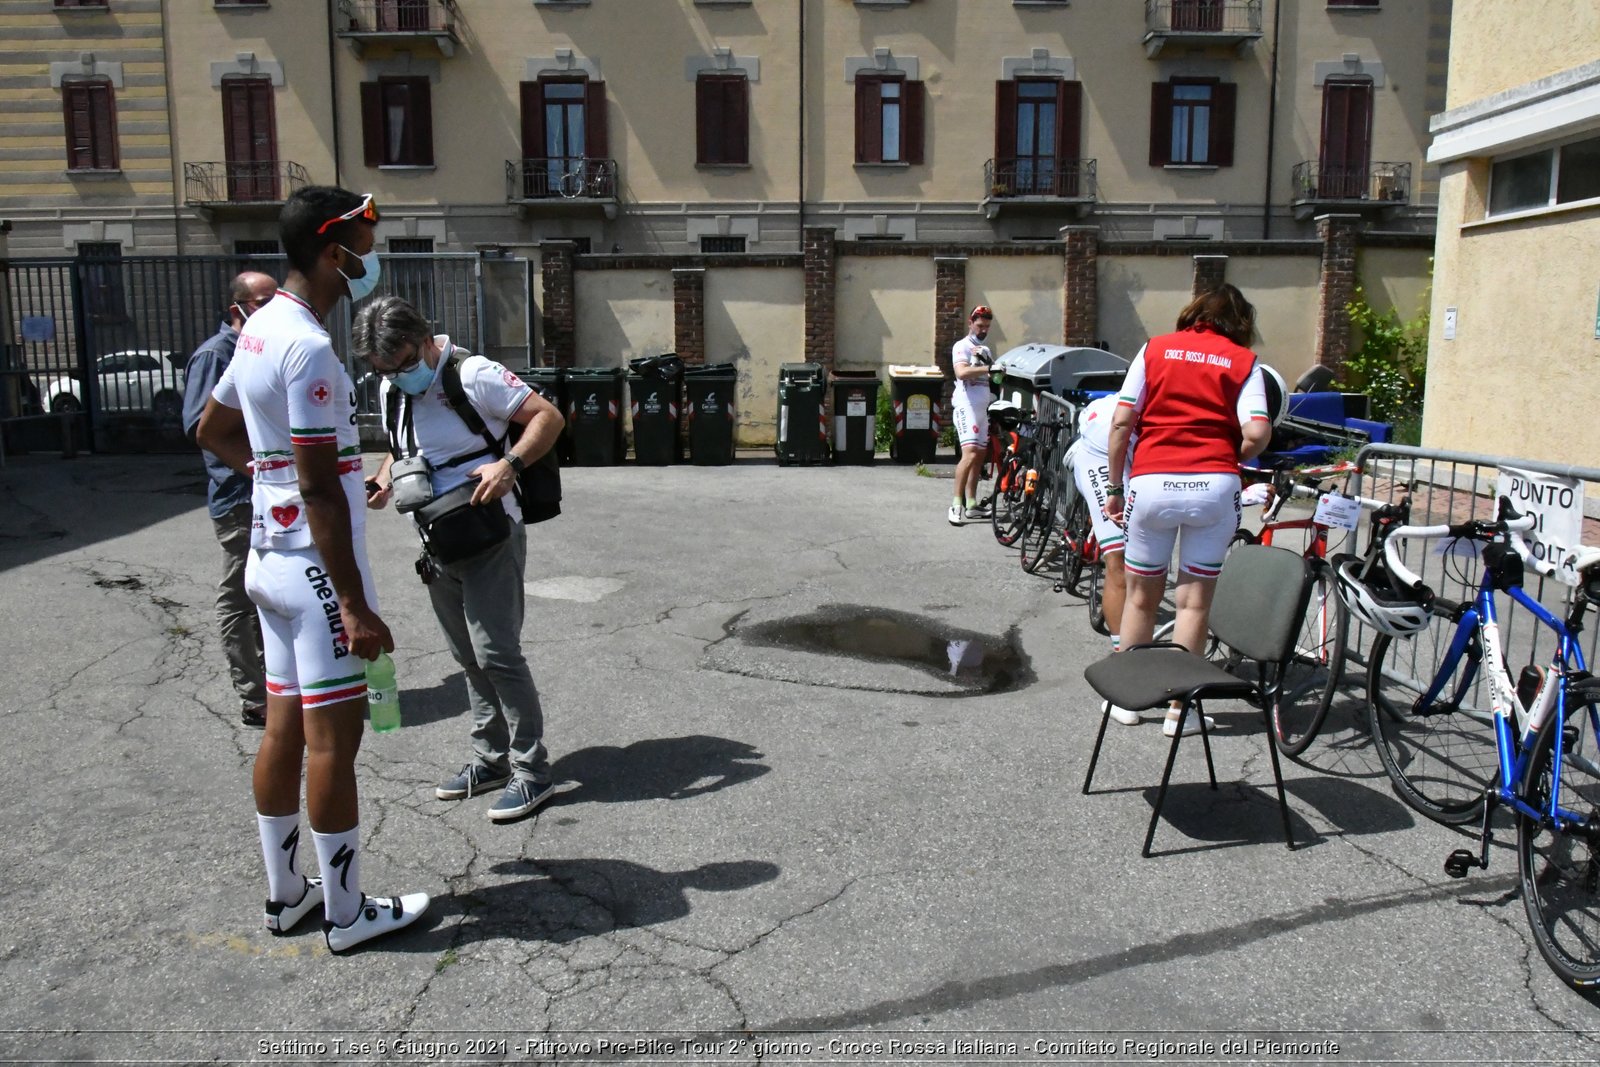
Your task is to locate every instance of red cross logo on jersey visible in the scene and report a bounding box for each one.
[312,384,329,403]
[307,378,333,407]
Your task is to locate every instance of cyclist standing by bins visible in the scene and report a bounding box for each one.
[1104,284,1273,736]
[949,305,996,525]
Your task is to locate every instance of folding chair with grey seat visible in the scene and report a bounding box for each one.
[1081,543,1313,857]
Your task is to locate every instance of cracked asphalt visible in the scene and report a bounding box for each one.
[1,451,1597,1064]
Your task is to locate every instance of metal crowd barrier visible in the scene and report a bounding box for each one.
[1338,442,1600,701]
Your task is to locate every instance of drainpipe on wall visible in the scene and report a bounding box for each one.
[161,0,184,254]
[797,0,806,249]
[327,0,342,187]
[1261,0,1283,239]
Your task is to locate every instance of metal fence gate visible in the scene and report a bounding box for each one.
[1,252,520,456]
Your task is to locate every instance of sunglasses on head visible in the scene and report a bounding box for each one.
[315,193,380,235]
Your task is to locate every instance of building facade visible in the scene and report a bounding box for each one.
[3,0,1450,257]
[1423,2,1600,465]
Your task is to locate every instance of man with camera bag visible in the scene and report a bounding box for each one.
[355,295,564,822]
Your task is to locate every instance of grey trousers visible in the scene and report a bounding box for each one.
[213,503,266,710]
[427,521,551,785]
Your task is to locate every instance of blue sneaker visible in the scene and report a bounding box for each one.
[435,763,511,801]
[487,779,557,823]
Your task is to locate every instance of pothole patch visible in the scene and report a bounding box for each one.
[524,576,626,603]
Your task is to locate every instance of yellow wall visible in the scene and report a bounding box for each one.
[1230,255,1323,384]
[574,269,673,367]
[705,267,805,446]
[967,256,1063,352]
[1424,208,1600,462]
[1444,2,1600,107]
[835,255,934,371]
[1095,255,1195,360]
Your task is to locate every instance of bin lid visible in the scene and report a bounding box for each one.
[627,353,685,380]
[992,344,1129,393]
[779,362,827,381]
[516,366,565,380]
[887,365,944,378]
[685,362,737,377]
[831,370,880,382]
[566,366,627,379]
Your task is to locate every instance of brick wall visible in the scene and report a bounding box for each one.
[803,227,836,370]
[673,267,705,366]
[932,256,966,376]
[540,241,577,368]
[1061,225,1099,347]
[1315,214,1360,369]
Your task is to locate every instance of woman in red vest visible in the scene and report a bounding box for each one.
[1104,284,1274,736]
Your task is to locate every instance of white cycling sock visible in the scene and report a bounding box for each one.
[312,827,362,927]
[1110,634,1121,653]
[256,813,304,903]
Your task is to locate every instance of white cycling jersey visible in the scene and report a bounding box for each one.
[214,290,365,551]
[951,334,993,410]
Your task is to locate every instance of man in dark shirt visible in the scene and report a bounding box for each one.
[182,270,278,727]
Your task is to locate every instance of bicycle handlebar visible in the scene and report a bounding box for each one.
[1382,509,1539,594]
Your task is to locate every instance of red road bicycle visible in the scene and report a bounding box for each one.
[1231,462,1390,756]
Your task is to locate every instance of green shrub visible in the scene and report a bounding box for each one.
[875,387,894,453]
[1338,271,1431,446]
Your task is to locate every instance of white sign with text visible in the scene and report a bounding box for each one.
[1496,466,1585,587]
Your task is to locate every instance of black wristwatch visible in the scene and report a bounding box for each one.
[506,454,526,474]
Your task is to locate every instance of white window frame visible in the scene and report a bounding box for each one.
[1485,130,1600,221]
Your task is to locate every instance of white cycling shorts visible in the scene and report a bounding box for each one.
[1068,444,1126,556]
[952,400,988,449]
[1122,472,1241,580]
[245,545,380,710]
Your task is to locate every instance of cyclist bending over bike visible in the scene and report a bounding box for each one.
[949,305,996,526]
[1105,284,1273,736]
[1068,394,1138,724]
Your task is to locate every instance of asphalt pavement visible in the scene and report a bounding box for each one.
[0,450,1596,1065]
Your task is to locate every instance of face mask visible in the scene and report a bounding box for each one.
[392,355,440,396]
[337,245,382,302]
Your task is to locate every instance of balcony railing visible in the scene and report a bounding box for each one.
[984,157,1097,202]
[506,157,618,203]
[184,161,311,207]
[335,0,459,55]
[1143,0,1263,56]
[1290,161,1412,205]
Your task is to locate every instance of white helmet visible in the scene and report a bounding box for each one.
[1260,364,1290,427]
[1334,558,1431,638]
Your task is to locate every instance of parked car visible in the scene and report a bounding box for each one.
[43,349,185,425]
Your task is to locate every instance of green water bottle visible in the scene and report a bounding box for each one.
[365,651,401,733]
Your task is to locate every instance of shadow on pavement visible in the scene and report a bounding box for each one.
[1131,781,1324,857]
[0,455,210,574]
[372,857,781,952]
[551,735,769,803]
[1282,775,1416,836]
[388,673,469,729]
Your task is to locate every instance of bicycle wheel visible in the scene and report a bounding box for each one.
[1021,476,1064,574]
[1060,494,1093,593]
[1517,702,1600,990]
[1151,618,1222,661]
[1087,559,1109,636]
[1365,622,1498,825]
[1271,568,1348,758]
[991,459,1026,546]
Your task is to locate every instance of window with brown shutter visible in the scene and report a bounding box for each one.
[1149,78,1236,167]
[359,76,433,167]
[696,73,749,166]
[221,76,278,200]
[63,78,117,171]
[855,74,924,165]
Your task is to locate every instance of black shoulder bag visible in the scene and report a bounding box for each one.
[438,351,562,523]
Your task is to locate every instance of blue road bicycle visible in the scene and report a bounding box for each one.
[1350,496,1600,990]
